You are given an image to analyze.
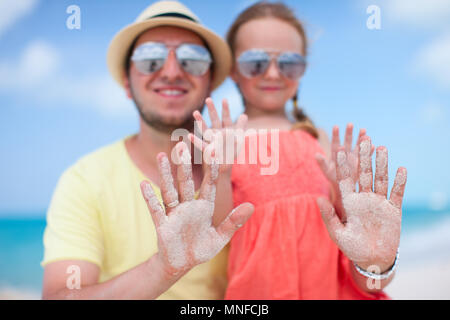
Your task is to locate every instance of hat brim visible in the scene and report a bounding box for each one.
[107,17,231,91]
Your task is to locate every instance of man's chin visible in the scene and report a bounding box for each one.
[144,115,195,133]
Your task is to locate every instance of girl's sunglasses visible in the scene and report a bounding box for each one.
[237,49,306,79]
[131,42,212,76]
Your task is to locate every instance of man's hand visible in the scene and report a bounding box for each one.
[317,136,407,273]
[140,141,254,276]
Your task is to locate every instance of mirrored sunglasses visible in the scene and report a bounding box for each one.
[131,42,212,76]
[237,49,306,79]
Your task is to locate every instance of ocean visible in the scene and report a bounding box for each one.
[0,205,450,296]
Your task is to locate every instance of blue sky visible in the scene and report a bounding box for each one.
[1,0,450,215]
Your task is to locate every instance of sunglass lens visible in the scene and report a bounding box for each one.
[177,44,212,76]
[179,60,211,76]
[237,50,270,78]
[133,59,166,74]
[278,53,306,79]
[131,42,168,74]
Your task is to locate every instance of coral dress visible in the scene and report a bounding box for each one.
[225,129,389,300]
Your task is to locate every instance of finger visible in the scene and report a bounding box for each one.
[140,181,166,228]
[374,146,388,198]
[221,99,233,127]
[316,197,345,245]
[357,129,374,156]
[174,142,195,202]
[205,97,221,129]
[389,167,407,210]
[233,120,247,159]
[198,147,219,203]
[344,123,353,153]
[336,147,354,196]
[315,153,336,183]
[193,110,208,135]
[188,133,207,152]
[235,113,248,131]
[216,203,254,241]
[353,128,365,155]
[331,125,340,164]
[358,136,373,193]
[157,152,179,215]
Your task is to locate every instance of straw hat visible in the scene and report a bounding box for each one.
[107,0,231,91]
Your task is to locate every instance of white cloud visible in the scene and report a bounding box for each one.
[378,0,450,90]
[417,101,447,126]
[0,40,135,118]
[0,0,38,37]
[0,40,61,88]
[413,33,450,89]
[385,0,450,29]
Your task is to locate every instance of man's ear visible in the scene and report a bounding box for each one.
[123,73,132,99]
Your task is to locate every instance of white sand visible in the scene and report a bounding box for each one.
[385,259,450,300]
[0,287,40,300]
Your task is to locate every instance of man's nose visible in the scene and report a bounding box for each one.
[159,50,184,80]
[263,59,281,79]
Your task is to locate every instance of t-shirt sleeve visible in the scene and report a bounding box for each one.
[41,165,104,268]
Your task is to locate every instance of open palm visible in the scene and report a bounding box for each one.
[140,142,254,275]
[317,136,407,272]
[189,97,247,174]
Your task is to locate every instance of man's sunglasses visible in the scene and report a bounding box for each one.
[131,42,212,76]
[237,49,306,79]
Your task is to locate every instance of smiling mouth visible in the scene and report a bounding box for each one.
[154,88,188,97]
[260,86,282,91]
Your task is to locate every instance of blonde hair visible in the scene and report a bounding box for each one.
[226,1,319,139]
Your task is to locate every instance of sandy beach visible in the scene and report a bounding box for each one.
[385,259,450,300]
[0,287,40,300]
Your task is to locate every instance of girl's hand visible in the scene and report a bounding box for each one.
[316,136,407,273]
[189,97,248,175]
[140,142,254,276]
[315,124,374,222]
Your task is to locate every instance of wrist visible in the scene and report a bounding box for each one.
[147,254,186,283]
[218,168,232,178]
[353,249,399,280]
[357,254,396,274]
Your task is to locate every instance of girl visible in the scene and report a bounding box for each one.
[191,1,407,300]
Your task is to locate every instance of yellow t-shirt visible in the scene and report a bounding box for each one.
[41,137,229,299]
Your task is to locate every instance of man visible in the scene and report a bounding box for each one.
[41,1,253,300]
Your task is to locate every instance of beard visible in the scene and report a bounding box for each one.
[130,85,205,134]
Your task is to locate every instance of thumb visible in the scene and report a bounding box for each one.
[315,153,336,183]
[216,202,254,241]
[316,197,344,244]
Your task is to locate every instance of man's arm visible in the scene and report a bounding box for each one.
[42,255,184,300]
